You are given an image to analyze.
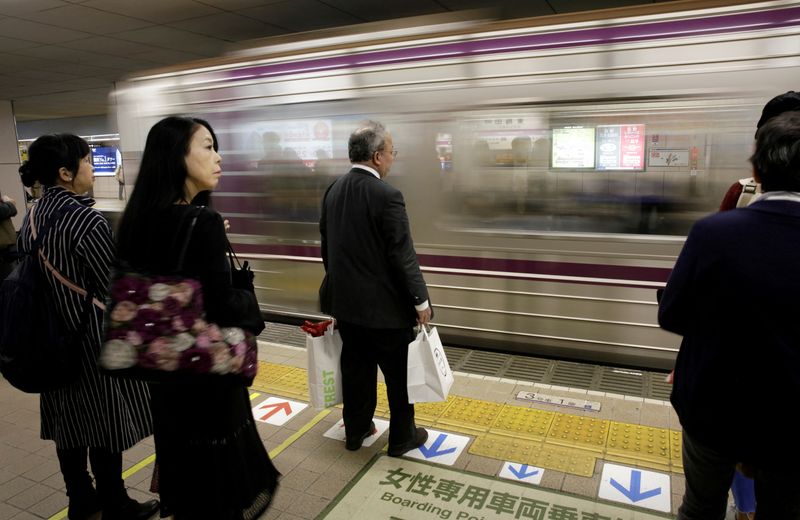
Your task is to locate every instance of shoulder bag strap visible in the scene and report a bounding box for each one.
[31,202,105,311]
[174,205,203,272]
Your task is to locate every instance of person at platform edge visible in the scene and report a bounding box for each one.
[659,110,800,520]
[319,120,431,456]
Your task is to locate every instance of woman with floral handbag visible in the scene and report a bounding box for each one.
[113,116,278,519]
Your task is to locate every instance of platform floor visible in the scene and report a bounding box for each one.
[0,334,745,519]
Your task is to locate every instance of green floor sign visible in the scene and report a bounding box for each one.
[320,455,672,520]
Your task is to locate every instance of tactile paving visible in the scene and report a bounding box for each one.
[268,367,309,399]
[470,435,596,477]
[670,430,683,472]
[606,422,671,465]
[545,414,609,452]
[603,454,671,473]
[374,383,390,417]
[414,396,455,422]
[490,405,555,441]
[252,362,297,388]
[438,397,504,432]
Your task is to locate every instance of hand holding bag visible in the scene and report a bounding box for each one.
[407,326,453,403]
[304,319,343,409]
[99,208,258,384]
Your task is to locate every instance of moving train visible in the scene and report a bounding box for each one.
[113,0,800,370]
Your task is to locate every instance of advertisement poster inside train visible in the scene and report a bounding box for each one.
[243,120,334,167]
[552,126,595,168]
[596,124,645,170]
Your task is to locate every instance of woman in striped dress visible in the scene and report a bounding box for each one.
[17,135,158,520]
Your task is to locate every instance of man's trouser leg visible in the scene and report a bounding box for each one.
[339,322,378,441]
[755,465,800,519]
[373,327,416,447]
[677,430,735,520]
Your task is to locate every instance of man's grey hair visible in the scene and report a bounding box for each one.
[750,111,800,192]
[349,121,388,163]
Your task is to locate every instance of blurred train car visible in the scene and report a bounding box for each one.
[112,0,800,370]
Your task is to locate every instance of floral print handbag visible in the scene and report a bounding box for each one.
[99,209,258,384]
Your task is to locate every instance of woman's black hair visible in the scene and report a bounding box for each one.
[19,134,90,187]
[116,116,215,257]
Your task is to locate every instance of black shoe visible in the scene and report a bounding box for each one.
[68,491,101,520]
[103,498,160,520]
[345,421,377,451]
[388,427,428,457]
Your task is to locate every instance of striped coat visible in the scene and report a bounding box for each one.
[17,186,152,452]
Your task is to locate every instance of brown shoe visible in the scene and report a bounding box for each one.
[388,427,428,457]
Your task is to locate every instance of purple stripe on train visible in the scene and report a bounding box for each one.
[232,242,671,287]
[223,6,800,80]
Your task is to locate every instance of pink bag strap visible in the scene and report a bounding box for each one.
[30,204,106,311]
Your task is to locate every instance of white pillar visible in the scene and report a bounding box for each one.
[0,101,23,229]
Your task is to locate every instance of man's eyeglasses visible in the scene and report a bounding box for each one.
[379,149,398,158]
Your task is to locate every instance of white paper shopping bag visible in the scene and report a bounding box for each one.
[406,326,454,403]
[306,323,343,409]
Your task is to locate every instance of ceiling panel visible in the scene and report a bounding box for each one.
[113,25,226,56]
[0,0,69,16]
[169,12,286,41]
[12,4,152,35]
[0,17,90,44]
[241,0,362,32]
[202,0,286,10]
[324,0,446,22]
[0,35,42,53]
[60,36,167,56]
[82,0,222,23]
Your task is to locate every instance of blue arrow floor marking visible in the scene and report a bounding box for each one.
[508,464,540,479]
[418,433,457,458]
[610,470,662,502]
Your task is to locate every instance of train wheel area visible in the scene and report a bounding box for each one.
[0,325,742,519]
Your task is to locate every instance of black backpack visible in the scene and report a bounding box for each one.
[0,204,93,393]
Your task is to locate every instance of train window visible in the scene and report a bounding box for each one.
[421,98,761,237]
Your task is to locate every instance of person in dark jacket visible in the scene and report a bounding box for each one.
[319,121,431,456]
[115,116,278,519]
[659,111,800,520]
[16,135,157,520]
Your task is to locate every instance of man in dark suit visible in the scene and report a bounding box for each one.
[320,121,431,456]
[659,110,800,519]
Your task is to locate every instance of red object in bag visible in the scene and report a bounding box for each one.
[301,319,333,337]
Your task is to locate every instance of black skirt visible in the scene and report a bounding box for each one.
[150,380,279,519]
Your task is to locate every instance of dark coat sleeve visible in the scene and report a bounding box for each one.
[0,200,17,220]
[380,188,430,308]
[658,223,703,336]
[191,209,264,336]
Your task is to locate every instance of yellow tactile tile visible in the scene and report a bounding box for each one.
[490,405,555,441]
[470,434,543,462]
[604,453,671,473]
[375,383,390,417]
[545,414,609,452]
[414,396,455,422]
[470,435,596,477]
[606,422,671,465]
[438,397,504,432]
[268,367,309,398]
[251,361,297,389]
[670,430,683,471]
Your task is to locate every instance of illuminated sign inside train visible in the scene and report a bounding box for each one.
[596,124,645,170]
[552,126,595,168]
